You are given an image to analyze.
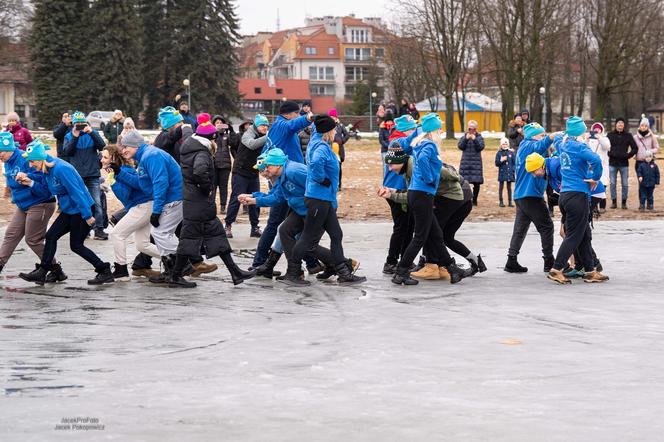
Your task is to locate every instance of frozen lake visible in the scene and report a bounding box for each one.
[1,220,663,441]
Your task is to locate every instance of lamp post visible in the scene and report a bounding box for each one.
[369,91,377,132]
[539,86,546,130]
[183,77,191,109]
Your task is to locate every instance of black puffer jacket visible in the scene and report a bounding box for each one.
[607,130,638,168]
[233,125,266,178]
[211,115,239,169]
[178,135,231,257]
[154,125,193,163]
[458,133,485,184]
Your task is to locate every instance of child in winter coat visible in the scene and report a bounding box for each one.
[637,150,660,210]
[495,137,515,207]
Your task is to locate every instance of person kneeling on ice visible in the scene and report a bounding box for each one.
[102,144,161,281]
[19,140,114,285]
[0,133,64,282]
[166,113,255,288]
[238,148,360,284]
[547,116,609,284]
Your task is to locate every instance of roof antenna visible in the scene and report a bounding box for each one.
[276,8,280,31]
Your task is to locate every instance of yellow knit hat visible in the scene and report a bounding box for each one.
[525,152,545,172]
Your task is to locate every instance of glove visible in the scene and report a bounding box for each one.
[109,163,120,175]
[150,213,161,228]
[320,178,332,187]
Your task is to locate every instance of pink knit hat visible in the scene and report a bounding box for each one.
[328,108,338,118]
[196,113,216,136]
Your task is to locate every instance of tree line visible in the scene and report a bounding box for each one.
[26,0,241,128]
[387,0,664,136]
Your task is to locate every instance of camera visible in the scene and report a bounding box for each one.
[75,123,87,131]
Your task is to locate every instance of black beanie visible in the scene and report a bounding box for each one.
[615,117,626,124]
[384,143,409,164]
[279,100,300,114]
[314,114,336,133]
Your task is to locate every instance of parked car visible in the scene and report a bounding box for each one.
[87,111,114,130]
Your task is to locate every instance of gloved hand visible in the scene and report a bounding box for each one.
[109,163,120,175]
[320,178,332,187]
[150,213,161,228]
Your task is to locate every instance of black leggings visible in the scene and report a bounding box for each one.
[499,181,513,203]
[554,192,594,271]
[290,198,345,268]
[214,167,231,209]
[398,190,445,268]
[41,210,106,271]
[472,183,481,204]
[436,198,472,258]
[279,211,335,266]
[386,199,414,265]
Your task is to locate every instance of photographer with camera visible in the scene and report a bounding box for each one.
[63,111,108,240]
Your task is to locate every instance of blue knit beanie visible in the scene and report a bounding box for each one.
[72,111,86,124]
[22,140,51,161]
[262,148,288,167]
[523,122,545,139]
[395,115,417,132]
[254,114,269,127]
[565,116,586,137]
[158,106,183,130]
[420,113,442,133]
[0,132,17,152]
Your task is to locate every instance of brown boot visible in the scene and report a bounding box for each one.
[438,266,450,280]
[191,261,219,277]
[411,263,440,280]
[547,269,571,284]
[132,268,161,278]
[583,271,609,283]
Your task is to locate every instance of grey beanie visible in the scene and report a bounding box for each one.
[121,130,145,148]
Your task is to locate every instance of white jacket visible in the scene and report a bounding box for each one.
[588,136,611,185]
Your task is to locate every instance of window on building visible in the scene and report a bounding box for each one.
[309,66,334,80]
[328,47,335,55]
[276,88,283,94]
[310,85,335,96]
[324,67,334,79]
[350,29,368,43]
[375,48,385,58]
[305,47,317,55]
[254,87,262,94]
[344,47,371,61]
[345,66,369,81]
[15,105,26,119]
[0,90,6,113]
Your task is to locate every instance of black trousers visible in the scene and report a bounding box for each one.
[398,190,445,268]
[41,209,105,271]
[279,211,334,266]
[214,167,231,209]
[554,192,595,271]
[507,197,554,258]
[225,173,260,227]
[472,183,481,205]
[290,198,345,268]
[499,181,513,203]
[546,182,557,213]
[435,197,472,258]
[386,199,414,265]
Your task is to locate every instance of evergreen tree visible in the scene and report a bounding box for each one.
[29,0,90,126]
[139,0,169,127]
[87,0,144,118]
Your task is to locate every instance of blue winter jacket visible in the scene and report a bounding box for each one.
[253,160,308,216]
[559,138,602,194]
[305,130,340,207]
[513,136,554,200]
[4,149,53,211]
[458,133,485,183]
[63,130,106,178]
[111,166,152,210]
[545,156,562,193]
[637,161,660,188]
[43,155,94,219]
[409,139,442,195]
[495,148,516,182]
[263,115,310,163]
[120,144,183,214]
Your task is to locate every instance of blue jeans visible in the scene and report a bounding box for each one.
[84,177,104,230]
[609,166,629,201]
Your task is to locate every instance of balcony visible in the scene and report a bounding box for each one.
[309,77,336,84]
[344,57,372,64]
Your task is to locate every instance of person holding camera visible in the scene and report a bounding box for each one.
[63,111,108,240]
[211,115,238,214]
[458,120,485,206]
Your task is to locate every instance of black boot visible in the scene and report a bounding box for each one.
[444,260,466,284]
[306,260,325,275]
[336,261,366,285]
[469,254,487,276]
[504,255,528,273]
[112,263,130,281]
[621,200,627,210]
[543,255,555,272]
[168,255,197,288]
[149,255,174,284]
[255,249,282,279]
[391,266,418,285]
[382,262,397,275]
[611,199,617,209]
[45,262,68,283]
[316,265,337,280]
[19,264,49,286]
[88,263,114,285]
[278,263,311,286]
[220,253,255,285]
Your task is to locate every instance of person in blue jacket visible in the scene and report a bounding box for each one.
[281,115,366,286]
[253,100,317,272]
[495,137,516,207]
[0,133,65,282]
[391,112,445,285]
[381,115,416,275]
[18,140,113,286]
[504,122,563,274]
[119,130,184,284]
[547,116,609,284]
[63,111,108,240]
[101,144,161,281]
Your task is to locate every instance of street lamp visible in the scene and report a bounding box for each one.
[369,91,378,132]
[183,77,191,109]
[539,86,546,130]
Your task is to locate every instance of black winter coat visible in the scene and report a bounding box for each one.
[507,123,524,150]
[213,130,239,169]
[607,130,638,167]
[334,122,350,162]
[458,133,485,184]
[298,126,311,159]
[154,125,193,164]
[178,135,231,258]
[53,122,72,161]
[233,125,265,178]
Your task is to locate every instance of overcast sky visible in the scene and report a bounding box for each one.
[236,0,390,35]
